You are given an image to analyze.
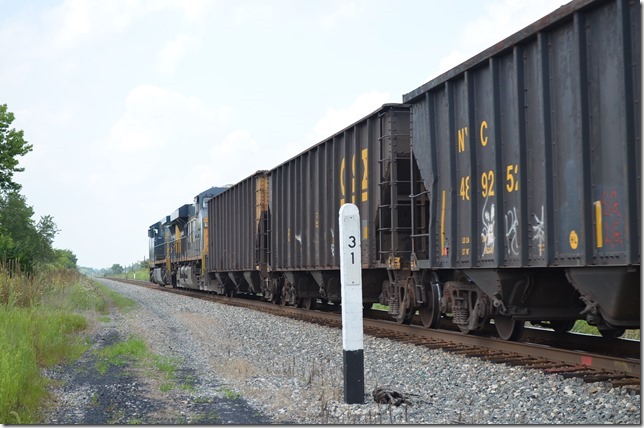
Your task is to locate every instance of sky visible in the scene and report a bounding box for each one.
[1,0,569,269]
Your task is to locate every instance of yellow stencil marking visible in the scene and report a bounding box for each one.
[361,148,368,202]
[480,120,488,146]
[569,230,579,250]
[457,127,468,153]
[595,201,603,248]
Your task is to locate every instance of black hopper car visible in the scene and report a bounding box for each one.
[150,0,640,340]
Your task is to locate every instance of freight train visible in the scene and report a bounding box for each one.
[149,0,640,341]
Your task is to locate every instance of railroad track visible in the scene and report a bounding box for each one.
[109,278,640,393]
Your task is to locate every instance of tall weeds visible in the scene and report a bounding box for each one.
[0,261,94,424]
[0,260,40,307]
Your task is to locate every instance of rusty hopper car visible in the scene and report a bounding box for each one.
[398,0,640,339]
[206,171,270,297]
[269,104,412,308]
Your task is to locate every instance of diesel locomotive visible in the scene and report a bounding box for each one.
[148,186,227,289]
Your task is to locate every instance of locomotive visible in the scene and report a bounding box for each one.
[149,0,640,340]
[148,186,227,289]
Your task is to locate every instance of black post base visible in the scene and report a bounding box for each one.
[343,349,364,404]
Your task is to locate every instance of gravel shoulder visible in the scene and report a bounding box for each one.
[43,285,275,424]
[43,278,641,424]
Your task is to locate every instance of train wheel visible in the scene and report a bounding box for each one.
[281,285,297,306]
[419,282,441,329]
[549,320,576,334]
[395,303,414,324]
[494,316,524,341]
[288,291,298,306]
[456,324,472,334]
[599,326,625,339]
[280,283,290,306]
[269,280,282,304]
[395,285,414,325]
[395,309,414,325]
[302,298,316,310]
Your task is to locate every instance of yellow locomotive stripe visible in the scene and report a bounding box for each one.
[595,201,603,248]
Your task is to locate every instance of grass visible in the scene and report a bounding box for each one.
[150,354,186,392]
[0,262,141,424]
[0,261,193,424]
[95,336,147,375]
[218,387,241,400]
[152,354,179,377]
[0,266,99,424]
[159,383,174,392]
[93,336,187,395]
[569,320,640,340]
[0,307,69,423]
[109,267,149,281]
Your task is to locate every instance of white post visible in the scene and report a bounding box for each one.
[339,203,364,404]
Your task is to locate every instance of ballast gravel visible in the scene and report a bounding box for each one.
[44,278,640,424]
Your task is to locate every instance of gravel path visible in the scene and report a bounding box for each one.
[43,278,640,424]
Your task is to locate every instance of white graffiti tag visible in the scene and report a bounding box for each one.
[532,206,545,256]
[505,207,519,256]
[481,197,495,256]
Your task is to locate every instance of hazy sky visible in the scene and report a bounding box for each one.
[2,0,568,269]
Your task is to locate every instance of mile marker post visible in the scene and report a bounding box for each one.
[338,203,364,404]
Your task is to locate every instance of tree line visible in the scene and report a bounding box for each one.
[0,104,77,271]
[79,260,149,278]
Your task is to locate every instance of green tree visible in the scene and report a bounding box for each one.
[0,104,32,193]
[35,214,59,263]
[0,104,72,273]
[110,264,124,275]
[52,249,78,269]
[0,191,59,271]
